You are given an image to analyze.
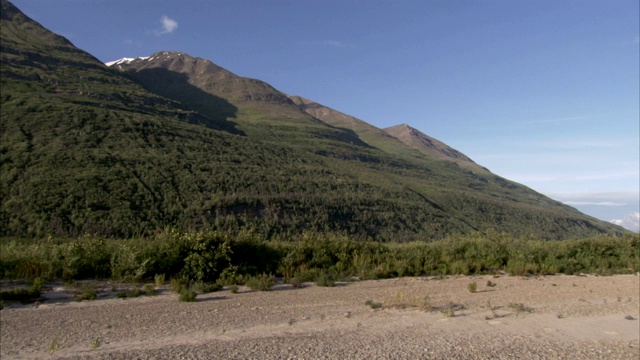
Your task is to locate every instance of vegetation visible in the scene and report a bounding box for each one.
[0,230,637,284]
[154,274,165,288]
[246,273,276,291]
[0,277,43,301]
[467,282,477,293]
[178,288,197,302]
[77,289,97,301]
[315,273,335,287]
[0,3,637,300]
[0,0,628,242]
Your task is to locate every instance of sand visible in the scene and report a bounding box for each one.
[1,274,638,359]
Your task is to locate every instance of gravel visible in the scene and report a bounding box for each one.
[1,274,638,359]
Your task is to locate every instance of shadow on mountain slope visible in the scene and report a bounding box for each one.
[124,67,244,136]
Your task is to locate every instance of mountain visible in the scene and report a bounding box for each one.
[383,124,481,169]
[0,0,627,240]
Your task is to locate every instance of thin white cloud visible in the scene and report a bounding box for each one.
[548,191,639,202]
[510,171,638,184]
[611,211,640,232]
[155,15,178,35]
[301,40,353,48]
[522,116,586,125]
[321,40,345,47]
[563,201,626,207]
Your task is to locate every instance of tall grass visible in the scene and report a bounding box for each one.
[0,229,637,282]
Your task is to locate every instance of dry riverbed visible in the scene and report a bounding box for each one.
[1,274,638,359]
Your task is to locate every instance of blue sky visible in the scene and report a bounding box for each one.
[11,0,640,231]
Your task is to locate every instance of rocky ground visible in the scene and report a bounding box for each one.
[1,274,638,359]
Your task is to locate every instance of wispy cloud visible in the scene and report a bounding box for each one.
[510,171,638,184]
[522,116,587,125]
[155,15,178,35]
[547,191,639,202]
[301,40,353,48]
[547,191,639,208]
[563,201,626,207]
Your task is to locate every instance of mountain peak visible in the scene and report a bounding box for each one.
[105,52,198,67]
[384,124,480,168]
[105,56,148,67]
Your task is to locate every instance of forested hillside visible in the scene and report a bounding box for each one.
[0,0,626,240]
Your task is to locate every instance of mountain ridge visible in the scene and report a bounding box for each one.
[1,0,627,240]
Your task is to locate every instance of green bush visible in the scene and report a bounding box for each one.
[0,278,43,302]
[193,281,222,293]
[246,273,275,291]
[0,232,637,284]
[143,284,156,295]
[179,288,197,302]
[315,273,335,287]
[154,274,165,288]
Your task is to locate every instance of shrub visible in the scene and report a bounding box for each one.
[193,281,222,293]
[288,277,302,288]
[246,273,275,291]
[0,278,43,302]
[294,269,320,283]
[315,273,335,287]
[169,278,187,293]
[78,290,97,301]
[116,288,145,298]
[180,231,233,282]
[468,282,477,293]
[365,299,383,309]
[154,274,165,288]
[143,284,156,295]
[179,288,197,302]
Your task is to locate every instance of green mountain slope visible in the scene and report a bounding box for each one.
[0,0,626,240]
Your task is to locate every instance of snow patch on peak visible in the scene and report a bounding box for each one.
[105,57,149,67]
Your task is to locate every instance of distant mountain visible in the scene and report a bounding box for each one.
[1,0,627,240]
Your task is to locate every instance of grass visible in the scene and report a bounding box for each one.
[115,288,146,299]
[384,291,432,311]
[49,337,64,354]
[440,307,456,317]
[364,299,383,310]
[77,290,97,301]
[508,303,534,317]
[154,274,165,288]
[0,278,43,302]
[90,337,101,349]
[169,278,188,293]
[143,284,156,295]
[193,281,222,293]
[467,282,477,293]
[440,303,465,318]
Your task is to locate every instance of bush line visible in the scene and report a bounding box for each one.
[0,229,637,282]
